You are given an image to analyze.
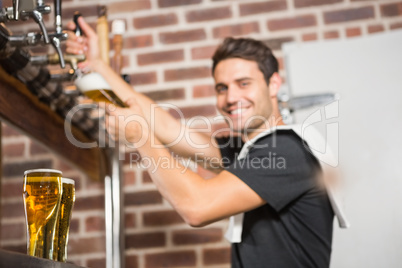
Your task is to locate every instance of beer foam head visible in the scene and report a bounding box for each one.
[75,72,111,92]
[62,178,75,185]
[24,168,63,176]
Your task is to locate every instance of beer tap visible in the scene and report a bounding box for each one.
[0,0,68,68]
[30,53,85,71]
[0,0,51,43]
[50,0,65,68]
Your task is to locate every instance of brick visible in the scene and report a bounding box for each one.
[172,228,223,245]
[381,2,402,17]
[134,13,178,29]
[138,49,184,66]
[68,236,105,254]
[302,33,318,41]
[0,222,25,240]
[158,0,202,8]
[1,181,22,198]
[87,258,105,268]
[367,24,385,34]
[213,22,260,38]
[145,250,196,268]
[129,72,157,86]
[124,35,153,49]
[278,57,285,71]
[267,15,316,31]
[125,212,137,228]
[240,0,287,16]
[124,190,163,206]
[142,170,153,184]
[1,201,24,218]
[30,141,49,155]
[3,159,53,177]
[324,6,375,24]
[109,0,151,14]
[294,0,342,8]
[3,143,25,157]
[191,45,218,60]
[55,160,74,173]
[169,105,217,119]
[62,6,98,20]
[125,255,139,268]
[143,210,184,226]
[74,195,104,211]
[186,6,232,23]
[126,232,166,249]
[144,88,185,101]
[262,36,294,50]
[390,21,402,30]
[193,84,215,98]
[346,27,362,37]
[85,215,105,232]
[124,170,136,186]
[324,30,340,39]
[124,151,142,166]
[164,66,210,82]
[203,247,231,265]
[160,29,207,44]
[70,218,80,234]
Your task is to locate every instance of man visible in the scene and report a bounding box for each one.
[67,17,335,267]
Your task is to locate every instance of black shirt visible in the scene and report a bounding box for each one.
[217,130,334,268]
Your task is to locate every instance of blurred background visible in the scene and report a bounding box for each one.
[1,0,401,267]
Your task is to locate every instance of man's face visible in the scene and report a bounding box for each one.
[214,58,275,135]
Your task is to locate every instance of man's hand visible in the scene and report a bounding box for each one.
[65,16,102,70]
[101,98,150,146]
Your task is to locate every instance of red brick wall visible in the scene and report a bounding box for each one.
[1,0,402,267]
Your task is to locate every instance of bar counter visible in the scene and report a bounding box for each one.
[0,249,84,268]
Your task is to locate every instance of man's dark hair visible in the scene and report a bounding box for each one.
[212,37,279,85]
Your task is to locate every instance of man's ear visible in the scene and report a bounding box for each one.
[269,72,282,98]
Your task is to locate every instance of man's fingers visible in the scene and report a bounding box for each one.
[78,16,97,38]
[66,20,76,31]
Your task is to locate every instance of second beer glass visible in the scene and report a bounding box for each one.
[56,178,76,262]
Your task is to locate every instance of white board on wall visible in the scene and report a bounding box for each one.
[283,30,402,268]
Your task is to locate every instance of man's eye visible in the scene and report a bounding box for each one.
[240,81,249,88]
[216,86,227,93]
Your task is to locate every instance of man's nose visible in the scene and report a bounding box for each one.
[225,85,240,104]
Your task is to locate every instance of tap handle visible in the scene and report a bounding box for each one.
[31,9,49,43]
[54,0,62,33]
[51,36,65,68]
[12,0,19,20]
[73,11,82,36]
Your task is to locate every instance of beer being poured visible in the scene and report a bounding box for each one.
[75,72,127,107]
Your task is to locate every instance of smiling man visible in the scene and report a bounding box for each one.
[67,17,335,268]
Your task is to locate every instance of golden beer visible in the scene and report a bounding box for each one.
[75,72,127,107]
[23,169,62,260]
[83,89,126,107]
[56,178,76,262]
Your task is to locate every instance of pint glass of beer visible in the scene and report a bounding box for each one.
[75,72,127,107]
[56,178,76,262]
[23,169,63,260]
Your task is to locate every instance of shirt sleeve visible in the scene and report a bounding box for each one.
[225,130,320,212]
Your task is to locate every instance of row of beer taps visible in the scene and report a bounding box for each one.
[0,0,84,77]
